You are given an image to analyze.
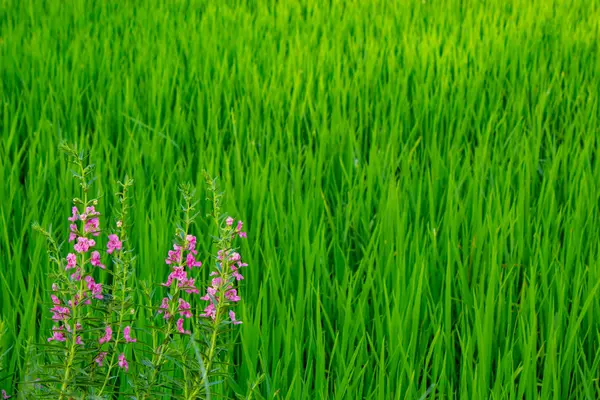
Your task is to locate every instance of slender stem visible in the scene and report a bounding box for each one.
[59,160,89,399]
[144,198,193,399]
[97,259,129,396]
[97,183,132,397]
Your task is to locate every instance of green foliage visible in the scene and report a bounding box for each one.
[2,0,600,398]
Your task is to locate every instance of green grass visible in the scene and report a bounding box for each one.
[1,0,600,398]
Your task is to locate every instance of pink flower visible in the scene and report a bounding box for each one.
[186,252,202,269]
[66,253,77,270]
[99,325,113,344]
[118,353,129,372]
[229,310,242,325]
[68,292,89,307]
[236,221,247,238]
[200,287,217,302]
[107,234,122,254]
[178,298,192,318]
[124,326,136,343]
[232,270,244,281]
[163,266,187,287]
[2,389,11,399]
[68,224,78,242]
[50,305,70,321]
[52,283,59,291]
[211,277,222,288]
[158,297,171,319]
[179,277,199,294]
[225,289,241,302]
[229,252,241,262]
[85,276,104,299]
[186,235,197,251]
[84,206,100,218]
[51,295,61,305]
[84,218,100,236]
[90,251,106,269]
[200,303,216,320]
[74,237,95,253]
[47,327,66,342]
[165,244,182,265]
[95,352,107,367]
[68,207,79,222]
[226,216,234,226]
[76,336,84,345]
[70,267,82,281]
[239,231,247,239]
[176,318,190,334]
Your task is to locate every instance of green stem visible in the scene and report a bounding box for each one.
[98,180,133,397]
[59,161,89,399]
[144,199,193,398]
[97,260,129,396]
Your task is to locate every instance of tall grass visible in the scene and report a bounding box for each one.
[1,0,600,398]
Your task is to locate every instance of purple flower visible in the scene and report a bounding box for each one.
[186,252,202,269]
[229,310,242,325]
[99,325,113,344]
[179,277,199,294]
[84,217,100,236]
[70,267,82,281]
[90,251,106,269]
[74,237,95,253]
[124,326,136,343]
[68,207,79,222]
[118,353,129,371]
[176,318,190,334]
[200,286,217,302]
[186,235,197,251]
[178,298,192,318]
[107,234,122,254]
[236,221,247,238]
[200,303,216,320]
[47,327,67,342]
[163,266,187,287]
[68,224,78,242]
[225,288,241,302]
[158,297,171,319]
[50,306,70,321]
[95,352,107,367]
[85,276,103,299]
[66,253,77,270]
[84,206,100,218]
[165,244,182,265]
[232,270,244,281]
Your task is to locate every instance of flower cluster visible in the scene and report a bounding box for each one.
[159,234,202,334]
[30,158,250,399]
[200,217,247,325]
[48,205,112,344]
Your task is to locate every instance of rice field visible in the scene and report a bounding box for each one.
[1,0,600,398]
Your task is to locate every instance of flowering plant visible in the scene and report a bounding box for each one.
[18,144,249,399]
